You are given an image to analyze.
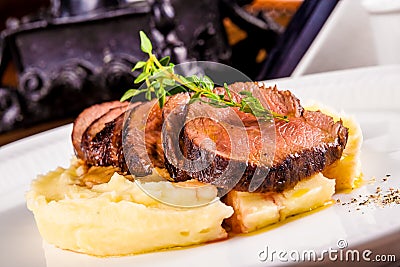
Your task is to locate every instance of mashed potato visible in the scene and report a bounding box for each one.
[26,160,233,256]
[305,103,363,190]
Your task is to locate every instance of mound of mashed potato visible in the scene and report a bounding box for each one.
[26,160,233,256]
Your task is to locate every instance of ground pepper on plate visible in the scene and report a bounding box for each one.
[337,175,400,213]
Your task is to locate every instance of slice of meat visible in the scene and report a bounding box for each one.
[80,102,140,164]
[72,101,128,159]
[78,101,139,171]
[83,111,126,169]
[123,99,166,176]
[145,100,165,169]
[83,105,130,144]
[162,93,191,180]
[78,98,166,174]
[164,82,349,193]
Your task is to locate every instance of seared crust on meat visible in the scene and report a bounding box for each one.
[164,82,349,193]
[81,105,131,164]
[82,112,125,169]
[80,102,141,169]
[72,101,128,158]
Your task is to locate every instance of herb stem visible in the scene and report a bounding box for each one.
[121,31,289,123]
[151,54,202,94]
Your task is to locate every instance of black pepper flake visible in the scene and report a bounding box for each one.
[337,181,400,211]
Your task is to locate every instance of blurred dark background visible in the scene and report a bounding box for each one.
[0,0,50,30]
[0,0,49,86]
[1,0,338,145]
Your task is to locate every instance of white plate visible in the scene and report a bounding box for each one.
[1,65,400,267]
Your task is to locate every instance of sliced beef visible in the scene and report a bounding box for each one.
[75,98,166,174]
[123,99,166,176]
[144,100,165,169]
[83,112,126,170]
[72,101,128,158]
[164,82,348,193]
[162,93,191,180]
[82,105,130,144]
[80,101,140,169]
[81,105,130,158]
[72,82,348,193]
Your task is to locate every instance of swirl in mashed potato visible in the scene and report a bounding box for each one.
[26,160,233,256]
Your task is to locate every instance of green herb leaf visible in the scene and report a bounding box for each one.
[151,80,161,89]
[120,89,147,102]
[239,91,253,97]
[206,92,221,101]
[190,91,203,102]
[240,96,272,119]
[159,94,166,108]
[132,61,146,72]
[145,90,152,101]
[139,31,152,54]
[167,85,188,95]
[159,56,170,66]
[224,82,232,101]
[206,99,228,108]
[183,75,197,87]
[134,72,150,84]
[162,78,176,87]
[202,75,214,91]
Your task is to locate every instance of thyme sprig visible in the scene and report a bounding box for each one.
[121,31,288,122]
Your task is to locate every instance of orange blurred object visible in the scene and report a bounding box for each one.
[246,0,303,27]
[250,0,303,10]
